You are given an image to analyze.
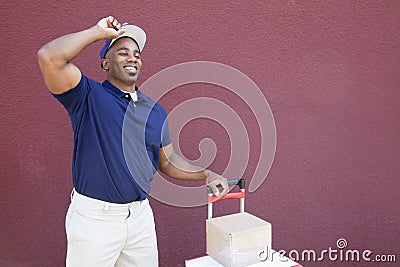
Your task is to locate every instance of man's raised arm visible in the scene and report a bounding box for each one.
[37,16,124,94]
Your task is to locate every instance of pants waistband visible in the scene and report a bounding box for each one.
[71,189,144,213]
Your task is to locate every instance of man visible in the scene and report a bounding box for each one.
[37,16,229,267]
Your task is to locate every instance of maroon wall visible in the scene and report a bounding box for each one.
[1,1,399,266]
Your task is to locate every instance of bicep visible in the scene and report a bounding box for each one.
[37,50,82,94]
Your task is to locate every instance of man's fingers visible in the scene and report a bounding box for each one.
[112,20,121,30]
[102,16,122,31]
[95,16,126,39]
[208,177,229,197]
[116,28,126,36]
[208,180,220,196]
[211,185,220,197]
[219,179,229,197]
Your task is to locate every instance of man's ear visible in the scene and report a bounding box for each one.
[101,59,109,71]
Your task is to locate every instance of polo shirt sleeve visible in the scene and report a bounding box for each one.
[52,74,92,116]
[160,107,172,148]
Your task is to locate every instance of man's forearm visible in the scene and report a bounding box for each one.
[158,146,229,196]
[161,152,209,180]
[38,26,105,67]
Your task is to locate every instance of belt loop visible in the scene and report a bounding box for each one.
[70,189,75,202]
[104,202,110,212]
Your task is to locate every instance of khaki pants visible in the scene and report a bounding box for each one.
[65,190,158,267]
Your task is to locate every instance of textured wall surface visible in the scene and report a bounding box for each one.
[1,1,399,266]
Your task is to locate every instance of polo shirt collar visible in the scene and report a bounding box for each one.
[102,80,148,102]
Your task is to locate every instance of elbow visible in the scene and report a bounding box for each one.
[157,162,167,175]
[158,160,172,176]
[37,44,61,67]
[37,46,50,66]
[37,45,65,73]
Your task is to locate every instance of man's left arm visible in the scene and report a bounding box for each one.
[158,144,229,197]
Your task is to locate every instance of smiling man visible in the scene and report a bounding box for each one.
[37,16,228,267]
[100,36,142,90]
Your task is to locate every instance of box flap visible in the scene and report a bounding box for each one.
[207,212,271,234]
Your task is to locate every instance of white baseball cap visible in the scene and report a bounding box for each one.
[100,24,146,59]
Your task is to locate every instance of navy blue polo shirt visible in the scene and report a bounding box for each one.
[53,74,171,203]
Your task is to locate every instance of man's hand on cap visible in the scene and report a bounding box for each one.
[96,16,126,39]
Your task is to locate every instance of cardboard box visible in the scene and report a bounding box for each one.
[206,212,272,267]
[185,254,302,267]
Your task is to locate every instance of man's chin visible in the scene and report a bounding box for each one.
[124,74,139,84]
[128,73,140,82]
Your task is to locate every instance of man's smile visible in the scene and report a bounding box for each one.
[123,65,138,74]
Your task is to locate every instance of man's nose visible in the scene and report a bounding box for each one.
[127,53,137,62]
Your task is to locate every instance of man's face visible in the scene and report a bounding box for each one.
[102,37,142,88]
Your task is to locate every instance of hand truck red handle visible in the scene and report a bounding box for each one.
[207,178,245,219]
